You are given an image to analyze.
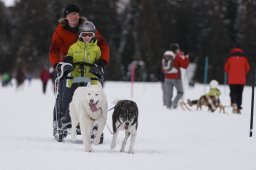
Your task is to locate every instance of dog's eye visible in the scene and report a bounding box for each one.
[88,93,91,95]
[95,94,99,96]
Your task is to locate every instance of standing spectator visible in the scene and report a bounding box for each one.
[157,63,165,106]
[224,45,250,113]
[26,74,33,86]
[162,43,189,109]
[15,66,26,88]
[1,72,12,87]
[40,66,50,94]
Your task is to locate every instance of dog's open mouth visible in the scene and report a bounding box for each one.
[89,101,99,112]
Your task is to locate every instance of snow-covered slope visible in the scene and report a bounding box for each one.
[0,80,256,170]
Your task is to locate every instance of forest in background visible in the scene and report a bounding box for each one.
[0,0,256,84]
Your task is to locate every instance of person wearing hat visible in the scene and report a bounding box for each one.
[49,4,109,141]
[49,3,109,68]
[162,43,189,109]
[224,45,250,113]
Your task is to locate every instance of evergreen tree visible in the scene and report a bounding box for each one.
[0,2,12,72]
[10,0,54,74]
[194,0,231,83]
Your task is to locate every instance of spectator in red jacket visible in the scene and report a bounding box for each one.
[224,45,250,113]
[40,66,50,94]
[162,43,189,109]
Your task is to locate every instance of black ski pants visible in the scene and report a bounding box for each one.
[229,84,244,109]
[53,80,77,127]
[42,81,48,94]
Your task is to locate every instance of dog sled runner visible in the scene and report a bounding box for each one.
[180,101,192,111]
[180,99,228,114]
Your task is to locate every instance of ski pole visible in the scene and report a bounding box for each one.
[250,63,255,137]
[223,72,227,96]
[131,63,135,98]
[203,56,208,94]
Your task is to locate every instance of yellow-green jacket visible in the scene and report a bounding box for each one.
[66,40,101,87]
[207,88,221,97]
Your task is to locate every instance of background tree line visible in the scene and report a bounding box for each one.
[0,0,256,84]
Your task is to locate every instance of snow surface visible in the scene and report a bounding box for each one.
[1,79,256,170]
[0,0,14,7]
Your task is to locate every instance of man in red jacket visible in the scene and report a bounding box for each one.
[162,43,189,109]
[49,4,109,141]
[224,46,250,113]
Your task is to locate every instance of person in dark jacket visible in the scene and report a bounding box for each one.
[224,46,250,113]
[15,66,26,88]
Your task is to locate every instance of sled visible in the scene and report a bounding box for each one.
[53,62,104,142]
[180,100,229,114]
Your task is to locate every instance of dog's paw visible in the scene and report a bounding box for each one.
[71,133,77,142]
[85,146,93,152]
[128,150,134,154]
[120,148,125,152]
[93,138,100,145]
[110,141,116,149]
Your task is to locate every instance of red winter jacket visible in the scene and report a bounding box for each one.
[224,48,250,85]
[40,68,50,82]
[49,18,109,67]
[163,52,189,79]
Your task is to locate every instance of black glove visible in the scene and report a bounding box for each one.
[62,56,74,77]
[90,64,104,79]
[53,56,73,72]
[94,59,106,68]
[62,64,73,78]
[63,56,73,65]
[55,64,73,79]
[90,59,106,78]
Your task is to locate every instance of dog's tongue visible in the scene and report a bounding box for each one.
[89,102,99,112]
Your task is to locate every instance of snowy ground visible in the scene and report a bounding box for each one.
[1,79,256,170]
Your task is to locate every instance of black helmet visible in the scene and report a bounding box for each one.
[170,43,180,52]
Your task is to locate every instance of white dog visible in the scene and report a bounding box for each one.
[69,84,107,152]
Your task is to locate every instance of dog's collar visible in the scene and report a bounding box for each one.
[89,107,102,121]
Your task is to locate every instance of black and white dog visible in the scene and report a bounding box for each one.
[110,100,138,154]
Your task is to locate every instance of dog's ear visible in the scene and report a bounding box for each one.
[87,82,92,87]
[96,82,103,89]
